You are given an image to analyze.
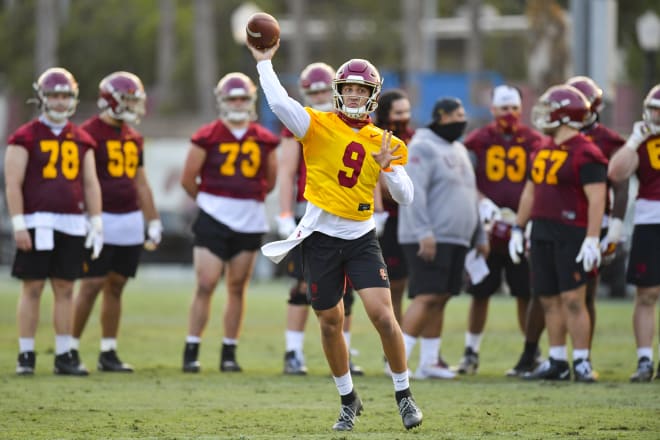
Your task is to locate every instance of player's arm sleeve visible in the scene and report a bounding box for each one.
[256,60,310,139]
[382,165,413,206]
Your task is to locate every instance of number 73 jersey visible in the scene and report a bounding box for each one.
[81,115,144,213]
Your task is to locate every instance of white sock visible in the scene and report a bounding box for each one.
[19,338,35,353]
[285,330,304,356]
[391,370,410,391]
[465,332,483,353]
[343,331,351,350]
[186,335,201,344]
[223,337,238,346]
[572,348,589,361]
[419,337,440,367]
[637,347,653,361]
[55,335,71,355]
[403,333,417,360]
[333,371,353,396]
[70,338,80,350]
[100,338,117,352]
[548,345,567,361]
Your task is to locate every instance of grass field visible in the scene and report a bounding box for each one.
[0,266,658,440]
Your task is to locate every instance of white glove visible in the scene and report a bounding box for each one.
[275,214,297,239]
[144,219,163,251]
[85,215,103,260]
[374,211,389,237]
[508,226,524,264]
[624,121,651,151]
[576,236,601,272]
[479,198,502,224]
[600,217,623,254]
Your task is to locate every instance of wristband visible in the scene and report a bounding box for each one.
[148,219,163,230]
[11,215,27,232]
[90,215,103,231]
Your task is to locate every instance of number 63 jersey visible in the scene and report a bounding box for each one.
[8,119,97,215]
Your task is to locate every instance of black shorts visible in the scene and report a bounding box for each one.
[530,238,587,296]
[467,250,531,299]
[627,224,660,287]
[301,230,388,311]
[11,230,85,281]
[402,242,468,298]
[284,244,304,280]
[379,215,408,281]
[83,244,142,278]
[192,209,263,261]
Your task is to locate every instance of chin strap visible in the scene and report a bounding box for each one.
[336,112,371,129]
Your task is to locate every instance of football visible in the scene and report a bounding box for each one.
[245,12,280,50]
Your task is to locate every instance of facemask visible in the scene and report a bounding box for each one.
[387,119,410,137]
[495,113,520,134]
[428,121,467,142]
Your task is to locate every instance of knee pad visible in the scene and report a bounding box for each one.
[343,288,355,316]
[287,285,310,306]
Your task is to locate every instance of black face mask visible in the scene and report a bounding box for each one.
[428,121,467,142]
[386,119,410,137]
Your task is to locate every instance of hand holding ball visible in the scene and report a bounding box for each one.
[246,12,280,50]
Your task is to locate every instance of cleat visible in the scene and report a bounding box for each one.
[54,351,89,376]
[506,348,543,377]
[630,357,654,383]
[414,357,456,380]
[523,358,570,381]
[16,351,35,375]
[398,396,423,430]
[220,344,242,372]
[98,350,134,372]
[332,395,363,431]
[456,347,479,375]
[182,342,200,373]
[349,357,364,376]
[573,358,596,383]
[283,350,307,375]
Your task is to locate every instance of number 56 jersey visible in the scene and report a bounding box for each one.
[8,119,97,215]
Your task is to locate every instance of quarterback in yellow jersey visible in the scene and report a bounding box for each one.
[248,38,422,432]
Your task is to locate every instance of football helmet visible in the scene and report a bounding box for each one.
[97,71,147,123]
[643,84,660,132]
[566,76,603,125]
[332,59,382,119]
[214,72,257,122]
[299,62,335,111]
[33,67,79,123]
[532,85,590,132]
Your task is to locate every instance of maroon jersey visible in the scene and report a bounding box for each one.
[192,120,279,201]
[8,119,96,214]
[530,133,608,227]
[582,122,625,215]
[636,132,660,201]
[81,115,144,214]
[383,127,415,216]
[280,126,307,203]
[465,122,546,210]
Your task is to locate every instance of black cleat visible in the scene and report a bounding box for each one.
[16,351,35,375]
[283,350,307,375]
[456,347,479,375]
[398,396,423,430]
[630,357,654,383]
[332,395,363,431]
[54,351,89,376]
[98,350,134,372]
[573,358,596,383]
[182,342,201,373]
[220,344,242,372]
[522,357,570,381]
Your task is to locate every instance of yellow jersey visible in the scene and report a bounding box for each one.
[298,109,408,220]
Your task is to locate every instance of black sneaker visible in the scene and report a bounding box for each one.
[54,351,89,376]
[573,358,596,383]
[220,344,242,372]
[456,347,479,375]
[506,348,543,377]
[16,351,35,375]
[398,396,423,430]
[522,357,570,381]
[349,357,364,376]
[283,350,307,375]
[332,395,363,431]
[630,356,654,382]
[98,350,134,372]
[182,342,201,373]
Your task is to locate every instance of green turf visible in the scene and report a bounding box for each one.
[0,270,658,439]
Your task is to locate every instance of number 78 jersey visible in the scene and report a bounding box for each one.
[298,108,408,221]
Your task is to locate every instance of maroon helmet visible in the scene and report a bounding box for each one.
[98,71,146,123]
[566,76,603,125]
[32,67,79,122]
[332,59,382,119]
[643,84,660,131]
[299,62,334,110]
[532,85,590,131]
[214,72,257,122]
